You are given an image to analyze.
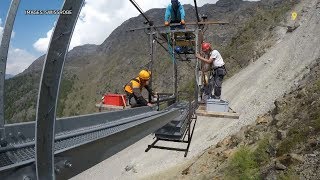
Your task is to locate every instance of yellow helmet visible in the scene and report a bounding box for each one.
[139,70,151,80]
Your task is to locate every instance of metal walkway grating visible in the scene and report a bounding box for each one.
[0,153,13,167]
[0,110,163,170]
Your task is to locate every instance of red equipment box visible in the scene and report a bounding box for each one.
[103,94,126,106]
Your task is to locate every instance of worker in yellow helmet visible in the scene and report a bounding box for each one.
[124,70,155,108]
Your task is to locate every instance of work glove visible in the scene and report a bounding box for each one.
[164,21,170,26]
[180,20,185,25]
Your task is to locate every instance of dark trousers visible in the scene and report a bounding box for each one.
[205,66,226,98]
[126,92,147,108]
[170,20,185,30]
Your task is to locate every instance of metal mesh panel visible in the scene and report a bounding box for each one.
[0,153,13,167]
[0,110,164,169]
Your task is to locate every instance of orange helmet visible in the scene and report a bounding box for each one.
[139,70,151,80]
[201,42,211,52]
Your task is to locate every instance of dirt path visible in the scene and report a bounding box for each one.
[72,1,320,179]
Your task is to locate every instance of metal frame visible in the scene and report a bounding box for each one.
[172,33,178,95]
[0,105,181,179]
[149,29,198,95]
[127,0,228,106]
[195,28,200,107]
[154,28,200,96]
[35,0,84,179]
[145,98,197,157]
[148,32,155,102]
[0,0,21,141]
[1,106,153,145]
[127,21,229,32]
[142,26,201,157]
[145,116,197,157]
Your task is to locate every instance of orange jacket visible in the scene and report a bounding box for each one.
[124,77,153,105]
[124,77,147,94]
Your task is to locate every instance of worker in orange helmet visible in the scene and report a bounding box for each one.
[124,70,155,107]
[164,0,186,29]
[196,42,226,100]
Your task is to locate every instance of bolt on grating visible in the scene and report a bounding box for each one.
[0,153,14,167]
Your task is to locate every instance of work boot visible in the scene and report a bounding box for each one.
[212,95,220,100]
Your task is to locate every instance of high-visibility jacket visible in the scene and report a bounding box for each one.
[124,77,153,105]
[124,77,146,93]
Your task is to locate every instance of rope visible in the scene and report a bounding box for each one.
[166,32,175,64]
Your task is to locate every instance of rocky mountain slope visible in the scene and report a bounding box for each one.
[136,0,320,179]
[4,0,296,123]
[150,57,320,179]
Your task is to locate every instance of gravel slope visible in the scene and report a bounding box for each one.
[72,0,320,179]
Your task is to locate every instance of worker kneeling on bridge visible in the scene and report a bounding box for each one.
[124,70,154,108]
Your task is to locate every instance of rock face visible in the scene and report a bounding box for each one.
[275,160,287,170]
[276,130,287,140]
[216,0,244,9]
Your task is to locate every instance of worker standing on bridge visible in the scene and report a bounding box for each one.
[164,0,186,28]
[124,70,154,108]
[196,42,226,100]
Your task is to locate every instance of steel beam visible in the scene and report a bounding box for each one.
[0,0,20,140]
[173,35,178,96]
[55,107,180,179]
[127,21,229,32]
[1,106,153,146]
[0,106,180,179]
[148,32,155,102]
[195,29,200,107]
[35,0,84,179]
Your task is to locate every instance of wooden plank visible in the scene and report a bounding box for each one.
[175,40,194,47]
[197,105,237,113]
[197,105,206,111]
[195,109,240,119]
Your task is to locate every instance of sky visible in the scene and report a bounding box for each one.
[0,0,258,75]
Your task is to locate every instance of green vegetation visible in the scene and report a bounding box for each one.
[316,79,320,90]
[277,126,308,156]
[314,115,320,131]
[225,147,259,180]
[56,76,76,117]
[224,138,272,179]
[4,73,40,123]
[253,138,271,166]
[278,168,299,180]
[178,79,196,100]
[4,72,77,122]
